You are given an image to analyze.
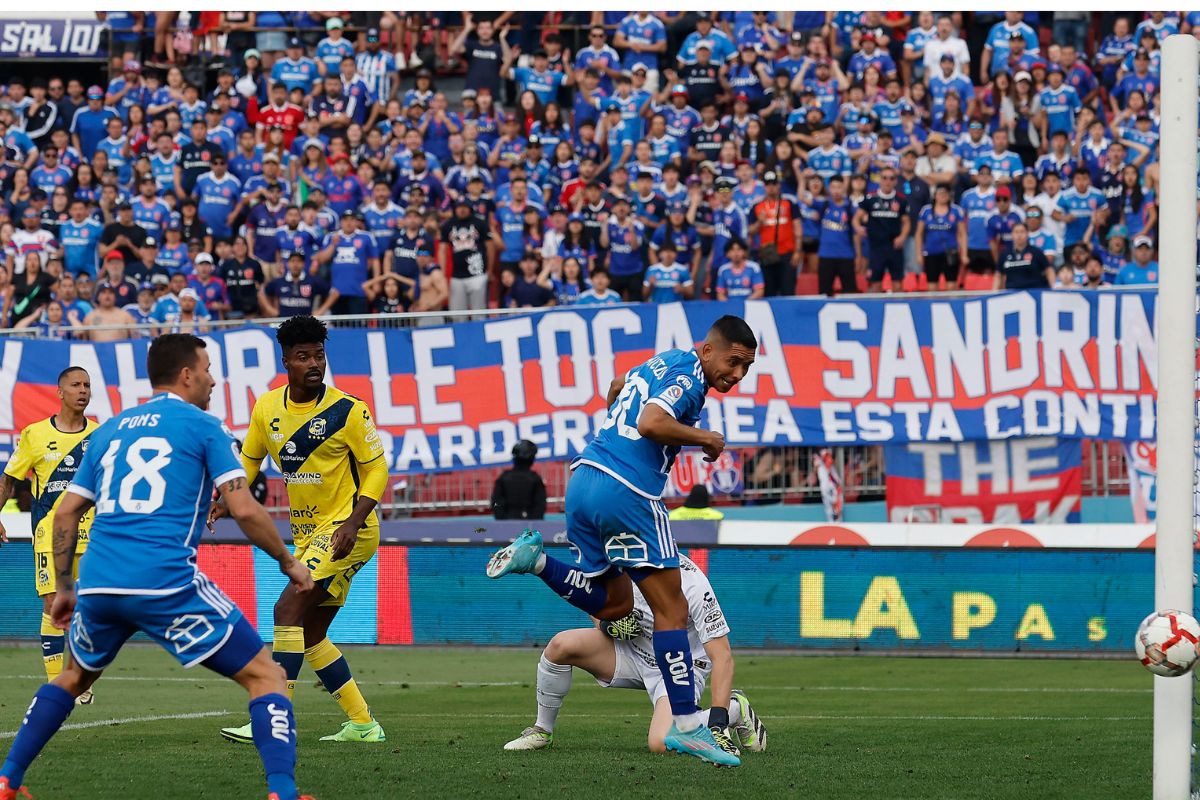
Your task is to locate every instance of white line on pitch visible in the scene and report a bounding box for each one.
[2,675,1150,693]
[300,711,1149,722]
[0,710,230,739]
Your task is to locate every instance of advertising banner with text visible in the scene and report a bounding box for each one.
[0,292,1162,473]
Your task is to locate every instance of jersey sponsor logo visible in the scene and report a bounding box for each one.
[290,503,318,519]
[283,472,322,485]
[703,610,723,624]
[31,433,92,532]
[164,613,215,654]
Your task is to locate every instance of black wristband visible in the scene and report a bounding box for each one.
[708,706,729,729]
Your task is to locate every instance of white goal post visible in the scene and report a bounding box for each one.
[1154,33,1199,800]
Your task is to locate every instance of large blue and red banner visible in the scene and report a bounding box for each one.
[0,292,1161,473]
[884,438,1083,523]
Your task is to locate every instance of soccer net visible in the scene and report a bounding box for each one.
[1157,34,1200,800]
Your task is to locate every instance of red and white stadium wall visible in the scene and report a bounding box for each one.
[0,540,1162,653]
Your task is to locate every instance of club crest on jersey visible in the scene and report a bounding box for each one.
[308,418,327,438]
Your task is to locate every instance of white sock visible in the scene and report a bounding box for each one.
[728,701,743,727]
[535,653,572,733]
[675,711,708,732]
[533,552,547,574]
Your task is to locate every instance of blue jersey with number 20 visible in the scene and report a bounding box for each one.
[68,392,245,595]
[575,348,709,499]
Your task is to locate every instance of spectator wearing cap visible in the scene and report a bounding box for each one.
[643,242,694,303]
[960,163,999,271]
[1110,47,1159,114]
[187,248,232,319]
[614,11,668,93]
[503,251,555,309]
[162,286,210,335]
[597,102,636,172]
[650,201,700,278]
[314,17,355,77]
[59,198,104,278]
[986,186,1025,262]
[270,38,320,95]
[99,202,147,266]
[157,221,192,276]
[441,199,492,311]
[310,74,353,141]
[927,52,975,120]
[981,11,1039,80]
[131,235,162,284]
[677,15,736,67]
[194,151,242,240]
[123,281,158,327]
[676,41,722,109]
[95,250,141,309]
[502,35,571,108]
[244,151,292,201]
[746,170,797,293]
[355,27,398,108]
[848,32,898,84]
[69,85,118,159]
[1053,168,1106,252]
[317,209,379,315]
[105,59,147,123]
[994,221,1053,290]
[1023,205,1060,266]
[451,12,506,99]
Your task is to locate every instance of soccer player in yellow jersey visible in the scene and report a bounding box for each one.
[217,315,388,744]
[0,367,98,700]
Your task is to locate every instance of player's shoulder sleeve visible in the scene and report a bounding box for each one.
[646,349,706,421]
[67,420,108,500]
[197,411,246,487]
[4,422,40,479]
[681,557,730,642]
[345,395,385,464]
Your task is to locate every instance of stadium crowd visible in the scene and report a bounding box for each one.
[0,10,1184,338]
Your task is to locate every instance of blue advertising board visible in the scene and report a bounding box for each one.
[0,543,1157,654]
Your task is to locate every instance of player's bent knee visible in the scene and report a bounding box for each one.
[543,634,573,664]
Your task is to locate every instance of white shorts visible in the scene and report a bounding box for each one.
[596,640,710,706]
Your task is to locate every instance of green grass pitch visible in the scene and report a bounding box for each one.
[0,645,1153,799]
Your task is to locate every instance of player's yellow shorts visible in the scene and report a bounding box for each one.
[293,527,378,607]
[34,551,82,597]
[33,526,87,597]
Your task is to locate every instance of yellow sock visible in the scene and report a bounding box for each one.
[41,614,64,682]
[272,625,306,700]
[305,638,372,724]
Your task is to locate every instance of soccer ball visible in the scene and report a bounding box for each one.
[1135,610,1200,677]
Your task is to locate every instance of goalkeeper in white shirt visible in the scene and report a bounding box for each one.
[502,555,767,757]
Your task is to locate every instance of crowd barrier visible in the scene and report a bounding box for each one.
[0,542,1155,654]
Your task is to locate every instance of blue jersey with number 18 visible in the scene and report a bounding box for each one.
[67,392,245,596]
[575,348,709,499]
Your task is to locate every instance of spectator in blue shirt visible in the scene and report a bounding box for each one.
[270,37,320,94]
[1038,66,1082,140]
[1054,168,1107,250]
[70,86,118,159]
[1115,235,1159,285]
[318,209,380,314]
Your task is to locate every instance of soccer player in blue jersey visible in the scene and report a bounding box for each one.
[0,334,313,800]
[488,315,757,767]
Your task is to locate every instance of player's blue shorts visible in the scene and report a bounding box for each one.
[67,572,264,677]
[564,463,679,578]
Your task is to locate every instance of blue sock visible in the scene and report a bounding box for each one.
[249,693,298,800]
[536,554,608,616]
[653,629,702,722]
[1,684,74,788]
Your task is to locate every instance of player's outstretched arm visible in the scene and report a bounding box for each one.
[702,634,734,728]
[218,475,313,592]
[49,490,93,628]
[638,403,726,462]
